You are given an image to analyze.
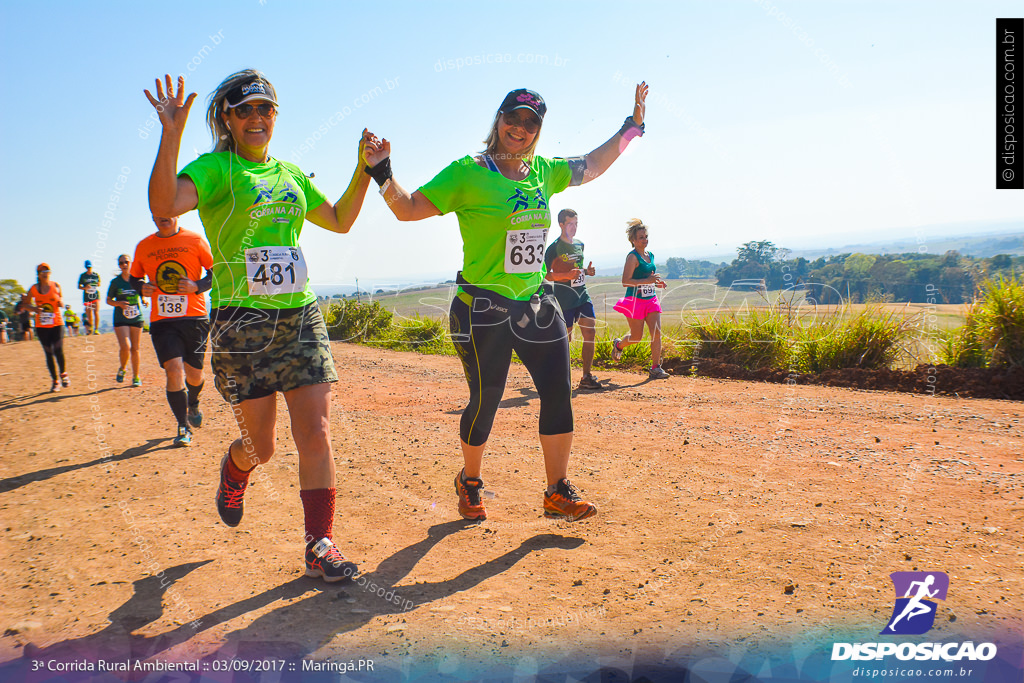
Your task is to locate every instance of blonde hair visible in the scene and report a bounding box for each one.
[625,218,648,244]
[481,111,541,163]
[206,69,275,153]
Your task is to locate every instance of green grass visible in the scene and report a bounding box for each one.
[940,276,1024,368]
[793,305,916,372]
[685,306,792,370]
[937,319,987,368]
[974,276,1024,367]
[372,314,456,356]
[324,282,1007,375]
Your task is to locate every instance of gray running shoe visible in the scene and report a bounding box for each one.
[173,425,193,447]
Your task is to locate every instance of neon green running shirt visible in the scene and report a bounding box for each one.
[418,155,572,301]
[179,152,327,310]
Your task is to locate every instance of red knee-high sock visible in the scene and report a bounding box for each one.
[300,488,336,543]
[225,450,254,483]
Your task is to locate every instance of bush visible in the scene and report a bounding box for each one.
[325,300,393,343]
[375,314,455,355]
[937,317,987,368]
[973,276,1024,367]
[685,306,792,370]
[794,306,913,372]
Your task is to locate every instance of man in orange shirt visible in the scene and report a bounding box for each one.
[130,215,214,446]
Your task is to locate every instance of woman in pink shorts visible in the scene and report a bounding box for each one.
[611,219,669,379]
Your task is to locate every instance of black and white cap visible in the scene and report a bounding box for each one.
[223,78,278,109]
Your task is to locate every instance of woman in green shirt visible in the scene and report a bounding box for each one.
[144,71,376,583]
[107,254,145,385]
[363,83,648,523]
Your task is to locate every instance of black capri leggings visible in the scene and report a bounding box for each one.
[36,326,66,380]
[449,290,573,447]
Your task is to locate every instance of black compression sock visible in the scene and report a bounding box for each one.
[186,381,204,408]
[166,389,189,428]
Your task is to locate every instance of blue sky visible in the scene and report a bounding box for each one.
[1,0,1020,293]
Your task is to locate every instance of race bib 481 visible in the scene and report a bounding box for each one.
[245,246,307,296]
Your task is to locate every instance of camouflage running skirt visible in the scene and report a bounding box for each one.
[209,302,337,403]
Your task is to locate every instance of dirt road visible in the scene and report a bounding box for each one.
[0,334,1021,679]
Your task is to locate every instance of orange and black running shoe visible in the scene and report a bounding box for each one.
[454,469,487,521]
[543,479,597,521]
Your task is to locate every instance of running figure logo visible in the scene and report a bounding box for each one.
[506,189,530,213]
[881,571,949,635]
[533,189,547,210]
[280,181,299,203]
[252,180,274,205]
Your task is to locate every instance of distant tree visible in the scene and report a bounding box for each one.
[844,253,876,279]
[989,254,1013,273]
[0,279,26,316]
[736,240,778,265]
[665,257,686,279]
[941,250,962,268]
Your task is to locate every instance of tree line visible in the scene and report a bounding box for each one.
[710,241,1023,304]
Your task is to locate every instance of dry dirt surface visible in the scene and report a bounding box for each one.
[0,334,1022,681]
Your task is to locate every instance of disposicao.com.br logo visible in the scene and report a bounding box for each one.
[831,571,998,663]
[883,571,949,635]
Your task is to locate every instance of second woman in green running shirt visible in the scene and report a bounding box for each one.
[362,82,649,523]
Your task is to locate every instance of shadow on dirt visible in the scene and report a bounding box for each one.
[586,378,653,392]
[0,386,120,412]
[443,386,542,414]
[1,521,585,676]
[0,560,213,679]
[0,438,173,494]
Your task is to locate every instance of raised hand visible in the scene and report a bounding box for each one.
[358,128,373,164]
[143,74,197,136]
[632,81,649,126]
[361,132,391,167]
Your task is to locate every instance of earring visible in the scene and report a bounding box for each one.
[220,134,228,140]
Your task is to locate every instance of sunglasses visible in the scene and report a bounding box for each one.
[502,110,541,134]
[119,260,130,266]
[230,103,277,119]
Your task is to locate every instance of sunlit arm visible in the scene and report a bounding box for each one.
[306,164,374,234]
[149,133,199,218]
[379,182,441,222]
[579,133,631,185]
[545,269,582,282]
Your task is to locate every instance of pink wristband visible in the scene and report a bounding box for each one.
[621,125,643,142]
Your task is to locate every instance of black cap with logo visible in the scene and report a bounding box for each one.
[498,88,546,120]
[223,78,278,110]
